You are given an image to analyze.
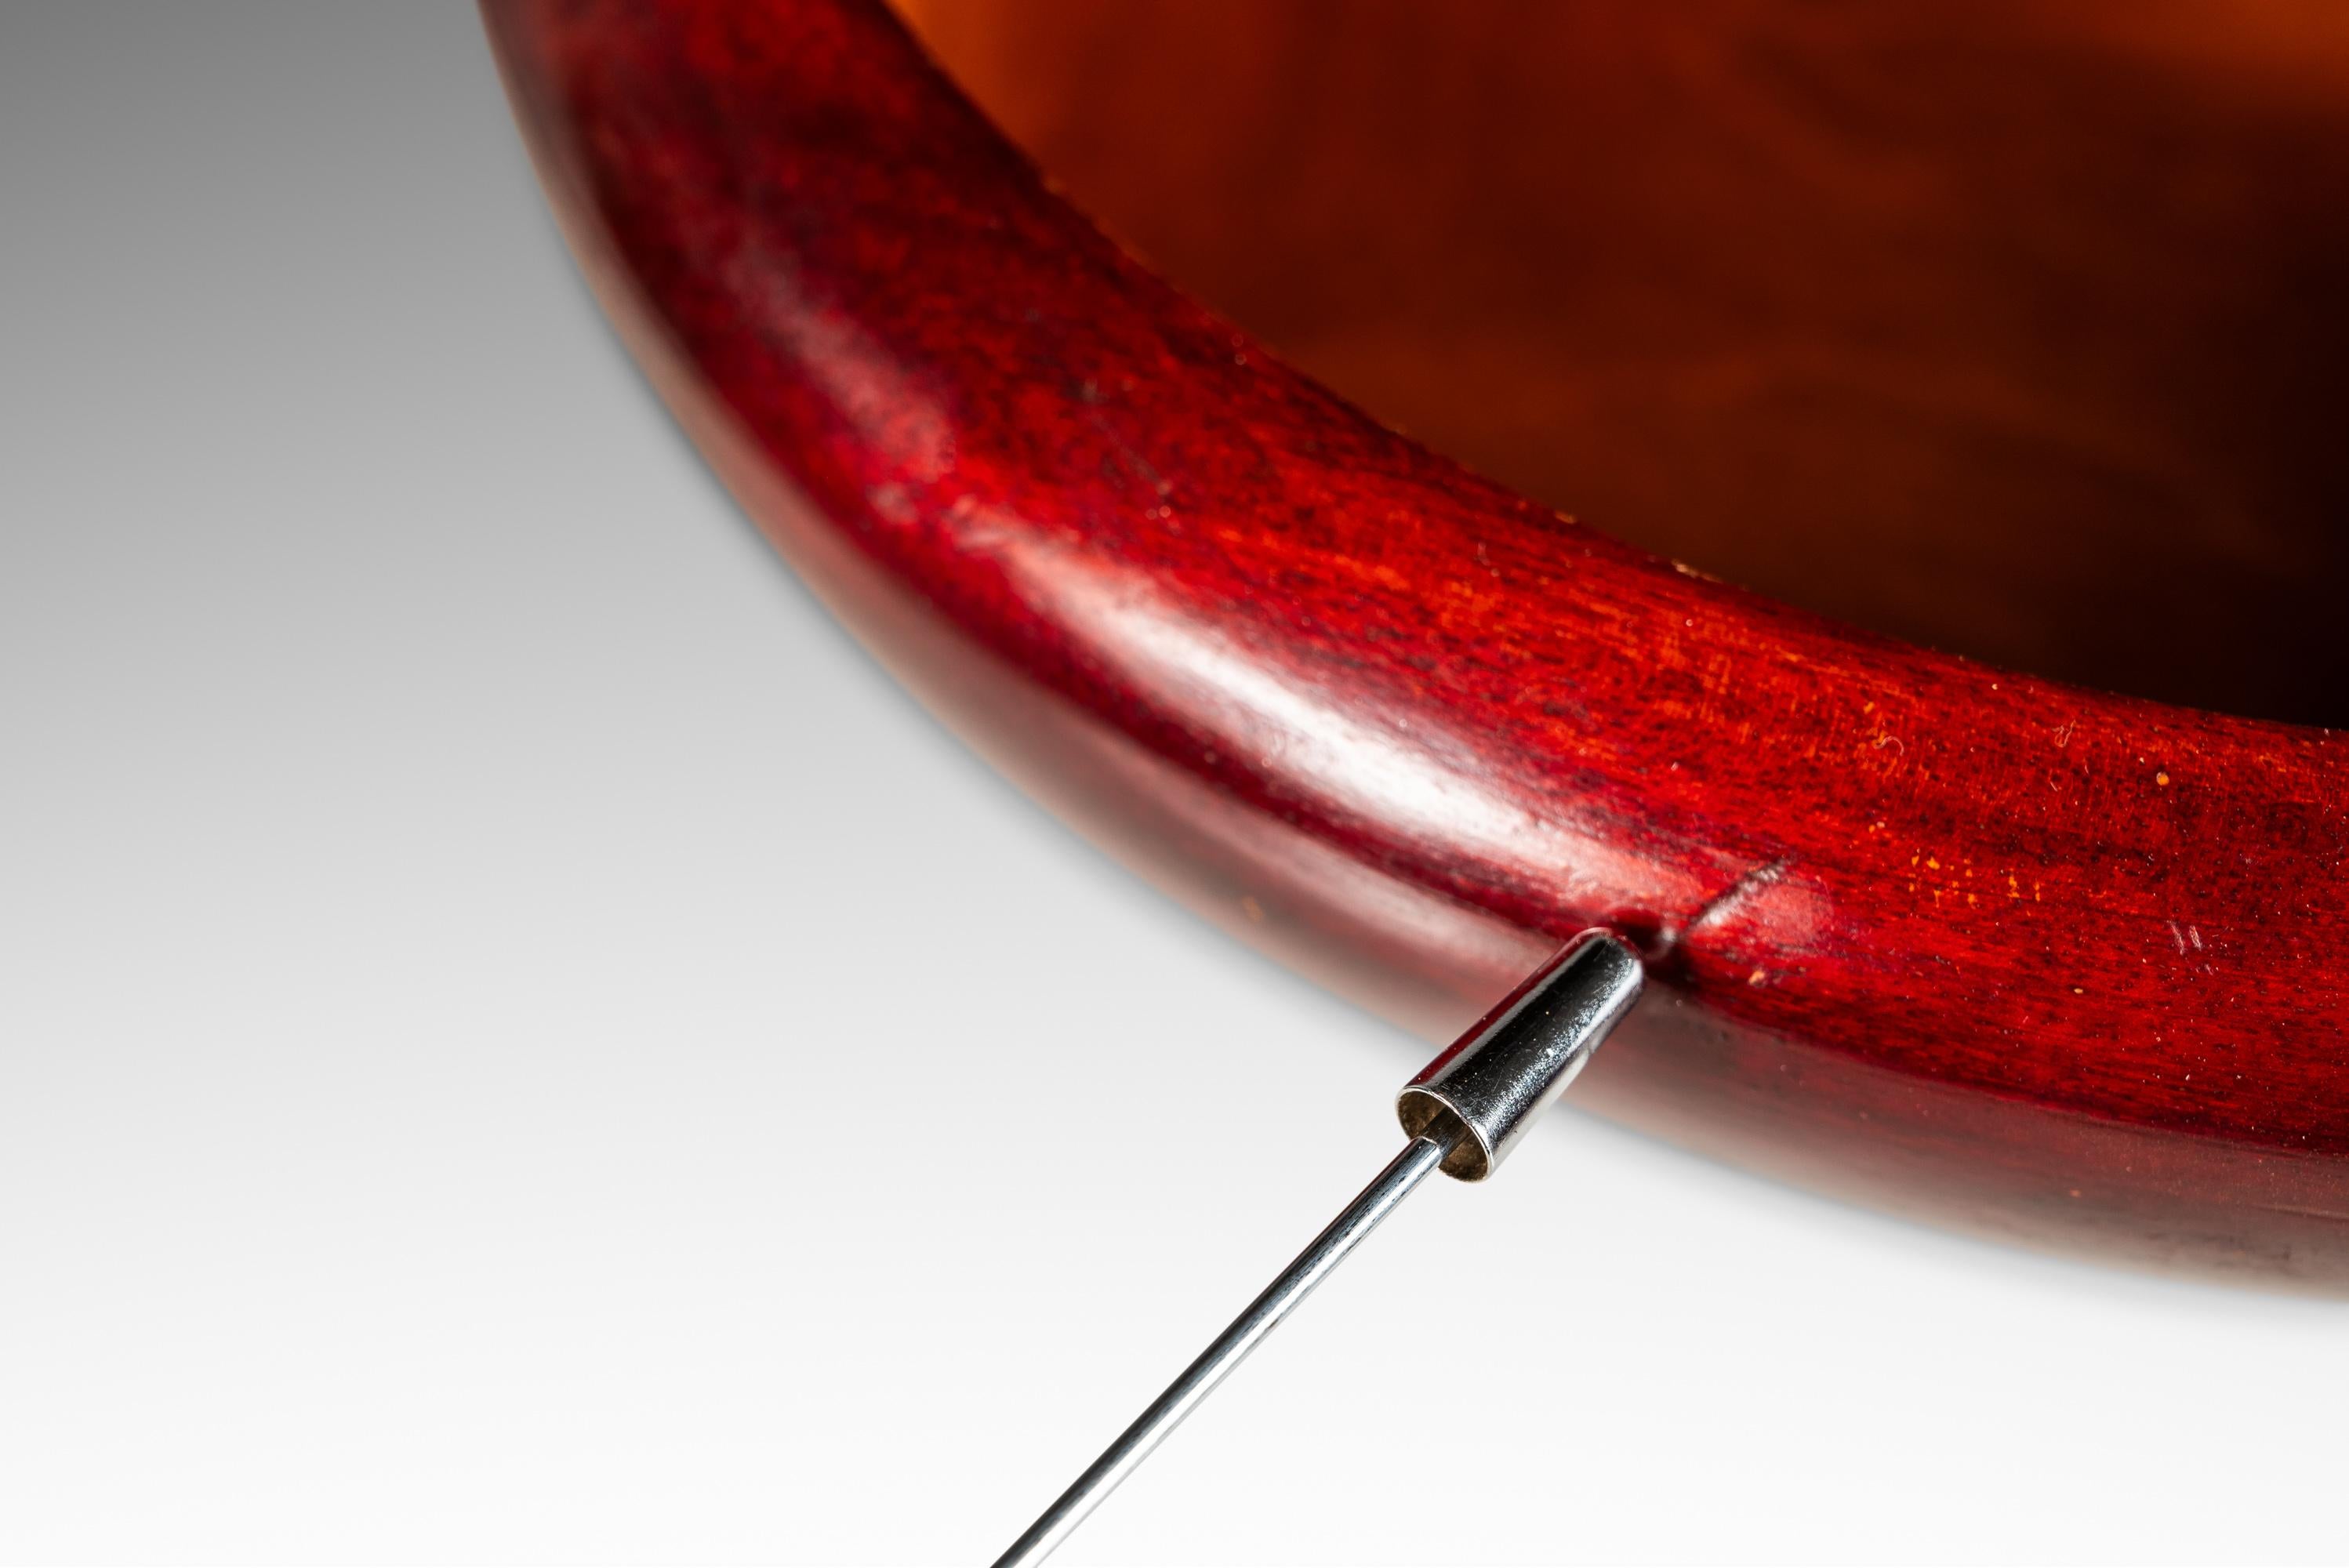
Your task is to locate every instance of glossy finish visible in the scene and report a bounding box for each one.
[899,0,2349,728]
[1399,932,1643,1181]
[482,0,2349,1283]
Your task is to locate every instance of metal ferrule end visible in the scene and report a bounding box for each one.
[1396,930,1643,1180]
[996,928,1645,1565]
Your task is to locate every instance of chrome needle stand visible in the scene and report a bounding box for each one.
[993,931,1643,1567]
[993,1134,1449,1567]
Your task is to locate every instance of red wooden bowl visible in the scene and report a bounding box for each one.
[483,0,2349,1286]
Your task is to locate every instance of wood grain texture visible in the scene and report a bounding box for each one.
[899,0,2349,728]
[481,0,2349,1284]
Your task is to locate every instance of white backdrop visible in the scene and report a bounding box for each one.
[2,5,2341,1563]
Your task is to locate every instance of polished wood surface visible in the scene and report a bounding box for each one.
[901,0,2349,726]
[483,0,2349,1284]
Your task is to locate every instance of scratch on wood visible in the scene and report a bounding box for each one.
[1683,855,1798,942]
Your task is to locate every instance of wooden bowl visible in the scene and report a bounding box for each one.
[485,0,2349,1285]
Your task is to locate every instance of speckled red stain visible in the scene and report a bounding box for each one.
[485,0,2349,1283]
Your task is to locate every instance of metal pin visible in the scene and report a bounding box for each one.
[993,930,1643,1566]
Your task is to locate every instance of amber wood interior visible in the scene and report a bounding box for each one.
[897,0,2349,724]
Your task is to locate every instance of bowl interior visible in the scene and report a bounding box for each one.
[899,0,2349,724]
